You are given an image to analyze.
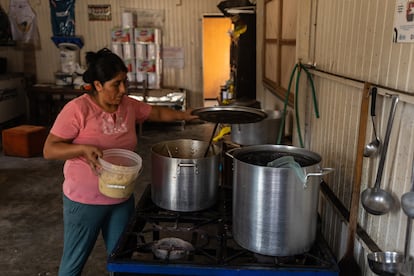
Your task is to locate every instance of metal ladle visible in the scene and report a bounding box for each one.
[361,94,399,215]
[402,155,414,219]
[400,154,414,276]
[400,218,414,275]
[364,87,381,157]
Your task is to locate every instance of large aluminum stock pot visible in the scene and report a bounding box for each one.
[151,139,221,212]
[231,110,282,145]
[227,145,333,256]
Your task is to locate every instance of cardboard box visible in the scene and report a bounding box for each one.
[2,125,48,157]
[111,27,133,43]
[134,28,156,43]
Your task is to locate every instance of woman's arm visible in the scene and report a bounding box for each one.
[43,133,103,170]
[147,106,198,122]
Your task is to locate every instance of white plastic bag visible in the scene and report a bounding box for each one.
[8,0,40,45]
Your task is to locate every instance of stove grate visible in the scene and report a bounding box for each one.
[108,184,339,275]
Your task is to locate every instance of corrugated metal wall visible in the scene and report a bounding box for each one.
[0,0,222,107]
[285,0,414,274]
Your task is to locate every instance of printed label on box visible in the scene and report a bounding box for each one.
[111,27,134,43]
[134,28,155,43]
[136,59,156,72]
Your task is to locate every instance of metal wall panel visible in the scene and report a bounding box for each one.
[314,0,414,91]
[291,1,414,273]
[254,1,414,274]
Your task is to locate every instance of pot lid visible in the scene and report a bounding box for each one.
[191,106,267,124]
[228,97,261,108]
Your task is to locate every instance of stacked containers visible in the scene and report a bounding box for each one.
[111,26,136,83]
[110,11,162,89]
[134,28,162,89]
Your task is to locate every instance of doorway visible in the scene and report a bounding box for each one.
[202,15,231,104]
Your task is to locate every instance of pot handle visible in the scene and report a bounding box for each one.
[303,167,335,188]
[177,163,198,174]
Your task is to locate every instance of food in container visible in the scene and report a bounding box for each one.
[98,149,142,199]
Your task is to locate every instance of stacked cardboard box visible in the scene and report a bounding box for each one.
[110,12,162,89]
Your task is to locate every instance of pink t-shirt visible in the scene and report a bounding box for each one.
[50,93,152,205]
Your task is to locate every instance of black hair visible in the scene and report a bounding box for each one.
[82,48,128,87]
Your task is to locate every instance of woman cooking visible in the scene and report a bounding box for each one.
[43,47,198,276]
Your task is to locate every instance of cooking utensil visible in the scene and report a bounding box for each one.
[401,217,414,275]
[212,126,231,142]
[364,87,381,157]
[401,155,414,219]
[228,97,261,108]
[164,143,173,158]
[228,144,333,256]
[191,106,267,124]
[402,192,414,219]
[231,110,282,145]
[204,123,219,157]
[338,82,370,276]
[151,238,194,260]
[367,251,404,275]
[192,106,267,157]
[368,155,414,275]
[400,154,414,275]
[151,139,221,212]
[361,94,399,215]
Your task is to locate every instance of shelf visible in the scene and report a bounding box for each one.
[0,40,16,47]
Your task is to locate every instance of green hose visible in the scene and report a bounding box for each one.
[277,62,319,147]
[302,65,320,118]
[295,65,304,147]
[277,63,298,144]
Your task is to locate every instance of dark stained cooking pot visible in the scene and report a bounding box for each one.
[227,145,333,256]
[151,139,221,212]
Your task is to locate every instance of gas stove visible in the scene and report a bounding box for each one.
[107,184,339,275]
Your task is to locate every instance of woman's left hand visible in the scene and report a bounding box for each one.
[182,108,199,121]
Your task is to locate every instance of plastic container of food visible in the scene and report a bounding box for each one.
[98,149,142,198]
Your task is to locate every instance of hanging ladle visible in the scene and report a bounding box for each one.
[399,154,414,276]
[364,87,381,157]
[361,94,399,215]
[401,154,414,219]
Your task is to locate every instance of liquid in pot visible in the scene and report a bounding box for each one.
[235,151,318,167]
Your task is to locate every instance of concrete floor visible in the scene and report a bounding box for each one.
[0,121,215,276]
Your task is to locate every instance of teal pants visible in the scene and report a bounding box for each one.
[58,195,134,276]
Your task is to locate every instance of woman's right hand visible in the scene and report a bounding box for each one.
[44,133,103,174]
[82,145,103,174]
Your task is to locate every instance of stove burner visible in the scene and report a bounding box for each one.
[108,185,339,275]
[151,237,194,260]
